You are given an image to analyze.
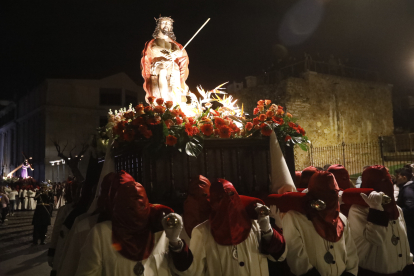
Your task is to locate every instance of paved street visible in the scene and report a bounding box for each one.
[0,210,56,276]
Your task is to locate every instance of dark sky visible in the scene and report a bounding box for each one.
[2,0,414,99]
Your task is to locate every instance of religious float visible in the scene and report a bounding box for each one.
[98,16,309,210]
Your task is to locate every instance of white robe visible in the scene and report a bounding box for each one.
[282,211,359,276]
[49,203,74,272]
[58,213,100,276]
[348,205,413,274]
[171,220,286,276]
[27,190,35,210]
[23,190,28,209]
[75,221,172,276]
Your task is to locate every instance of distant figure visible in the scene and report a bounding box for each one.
[32,186,52,245]
[21,160,33,178]
[396,166,414,252]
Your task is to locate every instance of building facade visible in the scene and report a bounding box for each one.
[0,72,145,182]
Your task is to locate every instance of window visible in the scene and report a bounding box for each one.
[125,90,138,107]
[99,88,122,106]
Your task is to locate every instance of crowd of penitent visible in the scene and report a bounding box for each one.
[44,163,414,276]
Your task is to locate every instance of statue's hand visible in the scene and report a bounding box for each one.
[170,49,182,60]
[160,49,173,61]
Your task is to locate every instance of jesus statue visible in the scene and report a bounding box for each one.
[141,16,189,103]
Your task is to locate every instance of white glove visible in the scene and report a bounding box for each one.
[360,191,384,211]
[47,256,54,267]
[255,203,272,233]
[161,213,183,243]
[338,190,344,205]
[302,188,309,194]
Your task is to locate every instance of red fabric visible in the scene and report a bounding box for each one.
[112,181,154,261]
[328,164,351,190]
[149,204,174,233]
[260,229,286,261]
[170,239,193,272]
[141,39,189,100]
[297,166,318,188]
[239,195,265,220]
[306,171,344,242]
[183,175,211,238]
[209,179,252,246]
[108,170,135,210]
[96,172,117,211]
[265,193,307,213]
[361,165,399,220]
[295,171,302,186]
[342,188,375,206]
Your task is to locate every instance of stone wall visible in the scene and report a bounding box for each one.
[231,71,394,170]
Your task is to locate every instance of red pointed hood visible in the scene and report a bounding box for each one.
[306,171,344,242]
[112,181,154,262]
[209,179,252,246]
[328,164,351,190]
[183,175,211,237]
[361,165,399,220]
[297,166,318,188]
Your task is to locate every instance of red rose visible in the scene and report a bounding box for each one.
[276,109,284,115]
[259,114,267,122]
[185,123,194,136]
[175,116,183,124]
[156,98,164,105]
[245,122,253,131]
[288,122,298,129]
[188,117,195,125]
[144,106,153,113]
[266,110,274,118]
[253,118,260,125]
[147,96,156,104]
[131,117,145,126]
[253,108,259,115]
[285,135,292,141]
[153,106,166,114]
[165,101,173,109]
[171,109,180,117]
[257,100,265,106]
[265,100,271,105]
[165,119,174,129]
[135,105,145,115]
[147,118,160,125]
[124,111,134,120]
[200,124,214,136]
[166,135,178,146]
[298,126,306,135]
[260,123,273,136]
[192,126,200,135]
[214,128,220,137]
[211,110,220,116]
[272,116,284,125]
[286,112,293,118]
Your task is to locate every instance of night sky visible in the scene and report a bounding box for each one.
[2,0,414,100]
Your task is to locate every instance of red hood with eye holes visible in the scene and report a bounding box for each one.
[209,179,252,246]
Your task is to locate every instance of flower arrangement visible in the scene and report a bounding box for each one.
[101,85,309,157]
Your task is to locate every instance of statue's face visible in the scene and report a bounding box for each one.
[160,20,172,34]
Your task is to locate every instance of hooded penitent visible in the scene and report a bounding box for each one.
[361,165,399,220]
[183,175,211,237]
[306,171,344,242]
[209,179,252,246]
[328,164,351,190]
[297,166,318,189]
[112,181,154,261]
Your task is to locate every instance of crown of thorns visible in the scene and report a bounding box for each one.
[155,16,174,24]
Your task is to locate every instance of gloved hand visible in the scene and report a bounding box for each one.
[47,256,54,267]
[338,190,344,205]
[361,191,384,211]
[161,213,183,243]
[255,203,272,234]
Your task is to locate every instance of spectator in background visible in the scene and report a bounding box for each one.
[323,164,332,171]
[396,166,414,252]
[8,187,18,216]
[0,187,10,225]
